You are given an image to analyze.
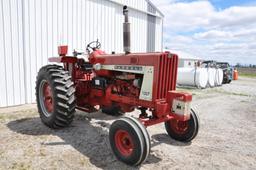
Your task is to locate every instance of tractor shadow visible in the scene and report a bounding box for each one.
[7,111,161,169]
[151,134,192,147]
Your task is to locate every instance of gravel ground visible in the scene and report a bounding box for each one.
[0,77,255,170]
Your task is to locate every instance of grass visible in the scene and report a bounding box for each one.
[237,67,256,78]
[177,86,250,97]
[79,157,90,166]
[0,150,4,157]
[212,88,249,97]
[39,148,46,157]
[0,109,37,123]
[239,73,256,78]
[176,87,214,95]
[11,162,31,170]
[0,115,4,120]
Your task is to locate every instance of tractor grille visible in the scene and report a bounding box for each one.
[156,53,178,99]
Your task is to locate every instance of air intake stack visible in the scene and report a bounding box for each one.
[123,6,130,54]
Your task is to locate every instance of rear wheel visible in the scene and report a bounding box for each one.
[165,109,199,142]
[109,117,150,166]
[36,65,76,128]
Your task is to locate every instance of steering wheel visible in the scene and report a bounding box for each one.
[86,39,101,53]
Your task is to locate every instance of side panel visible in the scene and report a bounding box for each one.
[0,0,7,107]
[0,0,25,107]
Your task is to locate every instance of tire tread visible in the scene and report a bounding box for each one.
[36,65,76,129]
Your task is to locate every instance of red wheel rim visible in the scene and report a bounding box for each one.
[170,119,189,135]
[114,130,134,156]
[42,81,53,113]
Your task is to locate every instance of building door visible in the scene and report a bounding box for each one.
[147,14,156,52]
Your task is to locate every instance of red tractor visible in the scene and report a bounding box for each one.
[36,6,199,166]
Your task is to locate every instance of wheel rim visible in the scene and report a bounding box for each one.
[114,130,134,157]
[39,80,54,117]
[170,119,189,135]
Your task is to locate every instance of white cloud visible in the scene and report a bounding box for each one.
[150,0,174,6]
[150,0,256,65]
[209,6,256,29]
[194,30,233,39]
[152,1,214,30]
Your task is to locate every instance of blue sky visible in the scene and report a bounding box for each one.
[208,0,256,8]
[151,0,256,65]
[178,0,256,8]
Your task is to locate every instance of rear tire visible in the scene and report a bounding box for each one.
[165,109,199,142]
[109,117,150,166]
[36,65,76,128]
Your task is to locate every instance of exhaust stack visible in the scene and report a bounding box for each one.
[123,6,130,54]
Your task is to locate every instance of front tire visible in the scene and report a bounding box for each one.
[109,117,150,166]
[165,109,199,142]
[36,65,76,128]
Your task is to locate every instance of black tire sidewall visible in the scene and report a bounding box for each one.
[109,119,144,166]
[190,109,200,140]
[165,109,199,142]
[36,67,58,126]
[124,116,150,164]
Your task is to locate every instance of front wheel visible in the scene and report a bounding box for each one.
[109,117,150,166]
[165,109,199,142]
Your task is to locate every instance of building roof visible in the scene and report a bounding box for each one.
[146,0,164,17]
[108,0,164,18]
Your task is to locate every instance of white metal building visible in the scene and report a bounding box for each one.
[0,0,163,107]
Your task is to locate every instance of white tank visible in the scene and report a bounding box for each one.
[215,68,223,86]
[177,67,208,88]
[207,68,216,87]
